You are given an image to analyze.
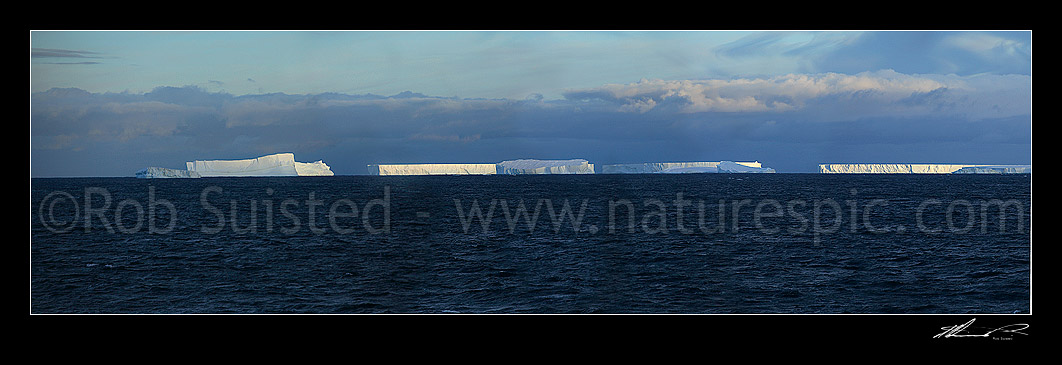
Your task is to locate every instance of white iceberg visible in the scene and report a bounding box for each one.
[186,153,334,177]
[952,165,1031,174]
[367,159,594,175]
[136,167,201,178]
[717,161,776,173]
[660,166,720,174]
[496,159,595,174]
[364,159,776,175]
[819,163,1030,174]
[601,161,768,174]
[295,160,334,176]
[367,163,497,175]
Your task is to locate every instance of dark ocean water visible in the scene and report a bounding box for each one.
[30,174,1031,314]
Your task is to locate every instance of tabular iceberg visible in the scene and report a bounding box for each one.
[716,161,776,173]
[659,166,719,173]
[295,160,334,176]
[136,167,201,178]
[368,164,497,175]
[819,163,1030,174]
[952,165,1032,174]
[185,153,334,177]
[365,159,775,175]
[601,161,769,174]
[367,159,596,175]
[496,159,595,174]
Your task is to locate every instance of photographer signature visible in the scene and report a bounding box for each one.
[933,318,1029,339]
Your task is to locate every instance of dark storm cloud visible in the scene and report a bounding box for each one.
[563,71,1029,121]
[31,48,111,66]
[38,61,102,65]
[32,48,104,59]
[30,70,1032,176]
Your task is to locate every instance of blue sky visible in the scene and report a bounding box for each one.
[30,31,1032,176]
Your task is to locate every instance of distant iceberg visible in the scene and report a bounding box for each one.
[496,159,595,174]
[136,167,201,178]
[819,163,1030,174]
[136,153,333,177]
[368,163,497,175]
[952,165,1031,174]
[367,159,595,175]
[294,160,334,176]
[601,161,772,174]
[186,153,334,177]
[717,161,776,173]
[659,166,719,173]
[365,159,775,175]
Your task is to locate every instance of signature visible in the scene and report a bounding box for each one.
[933,318,1029,339]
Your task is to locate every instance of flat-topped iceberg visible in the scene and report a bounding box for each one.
[185,153,334,177]
[952,165,1031,174]
[365,159,775,175]
[368,163,497,175]
[294,160,334,176]
[496,159,595,174]
[819,163,1030,174]
[601,161,769,174]
[660,166,720,173]
[367,159,595,175]
[717,161,776,173]
[136,167,201,178]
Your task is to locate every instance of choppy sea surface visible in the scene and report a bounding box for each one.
[30,174,1031,314]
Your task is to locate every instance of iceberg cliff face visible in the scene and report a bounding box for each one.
[364,159,774,175]
[294,160,335,176]
[818,164,1029,174]
[717,161,776,173]
[496,159,595,174]
[136,167,201,178]
[952,165,1032,174]
[601,161,765,174]
[367,160,596,175]
[185,153,333,177]
[660,166,719,173]
[368,164,497,175]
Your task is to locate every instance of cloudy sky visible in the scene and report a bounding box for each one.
[30,31,1032,176]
